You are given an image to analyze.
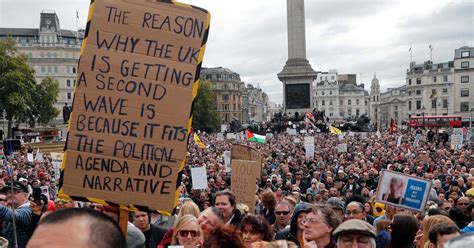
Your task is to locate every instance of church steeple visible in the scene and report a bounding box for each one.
[370,73,380,95]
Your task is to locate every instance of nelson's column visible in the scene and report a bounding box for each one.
[278,0,317,115]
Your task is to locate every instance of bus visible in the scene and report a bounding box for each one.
[408,115,462,128]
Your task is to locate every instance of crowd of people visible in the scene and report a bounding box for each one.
[0,126,472,248]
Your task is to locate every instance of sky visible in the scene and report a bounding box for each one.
[0,0,472,104]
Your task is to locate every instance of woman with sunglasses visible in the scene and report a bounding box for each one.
[171,214,203,248]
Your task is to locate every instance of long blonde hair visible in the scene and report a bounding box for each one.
[171,215,203,245]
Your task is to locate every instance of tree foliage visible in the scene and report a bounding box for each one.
[192,80,220,132]
[0,38,36,138]
[30,76,60,127]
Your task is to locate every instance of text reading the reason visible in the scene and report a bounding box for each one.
[105,6,205,39]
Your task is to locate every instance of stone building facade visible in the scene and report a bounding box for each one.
[0,11,83,125]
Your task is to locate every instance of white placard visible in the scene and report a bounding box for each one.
[221,125,227,133]
[338,143,348,153]
[236,132,245,140]
[375,170,432,212]
[223,151,231,172]
[27,153,34,162]
[338,134,345,140]
[453,128,463,136]
[35,152,44,162]
[413,134,421,147]
[305,144,315,158]
[191,167,208,190]
[217,133,224,141]
[450,134,463,151]
[226,133,235,140]
[300,130,307,134]
[304,136,314,145]
[288,129,297,136]
[294,138,301,144]
[397,135,403,148]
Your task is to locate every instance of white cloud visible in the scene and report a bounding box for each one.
[0,0,472,104]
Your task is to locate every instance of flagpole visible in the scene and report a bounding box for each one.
[75,10,79,43]
[429,44,433,61]
[409,43,413,62]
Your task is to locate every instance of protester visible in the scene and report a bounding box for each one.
[333,219,377,248]
[428,223,460,248]
[0,181,32,248]
[170,215,203,248]
[273,200,294,234]
[214,190,242,226]
[389,213,419,248]
[240,214,273,248]
[275,202,311,247]
[302,204,340,248]
[27,208,126,248]
[132,211,167,248]
[197,207,224,237]
[202,225,244,248]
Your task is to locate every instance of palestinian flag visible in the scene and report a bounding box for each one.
[246,130,266,143]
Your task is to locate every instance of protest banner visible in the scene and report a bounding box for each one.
[221,124,227,133]
[397,135,402,148]
[217,133,224,141]
[50,152,64,180]
[413,134,421,147]
[338,143,347,153]
[226,133,235,140]
[375,170,432,212]
[287,128,297,136]
[27,153,34,162]
[231,160,259,213]
[231,144,262,177]
[305,144,315,158]
[59,0,210,215]
[223,151,231,172]
[450,134,463,151]
[35,152,44,162]
[293,138,301,144]
[190,167,207,190]
[304,136,314,145]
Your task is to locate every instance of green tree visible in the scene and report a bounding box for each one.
[29,76,60,127]
[192,80,220,132]
[0,38,36,138]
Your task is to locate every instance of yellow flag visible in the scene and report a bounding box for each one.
[194,133,206,149]
[329,126,342,135]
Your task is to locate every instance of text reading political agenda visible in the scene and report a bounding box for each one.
[61,0,210,214]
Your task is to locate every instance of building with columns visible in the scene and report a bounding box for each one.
[453,46,474,122]
[313,70,369,121]
[406,60,455,118]
[377,85,407,129]
[200,67,245,124]
[0,11,83,125]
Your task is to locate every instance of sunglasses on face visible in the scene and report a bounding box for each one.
[275,211,290,216]
[179,230,199,238]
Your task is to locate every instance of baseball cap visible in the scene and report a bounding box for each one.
[333,219,377,239]
[0,181,28,193]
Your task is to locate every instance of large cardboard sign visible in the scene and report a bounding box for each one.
[231,144,262,178]
[59,0,210,215]
[375,170,432,212]
[231,160,259,214]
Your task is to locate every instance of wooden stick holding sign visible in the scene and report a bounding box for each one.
[119,209,129,236]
